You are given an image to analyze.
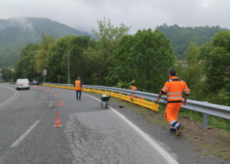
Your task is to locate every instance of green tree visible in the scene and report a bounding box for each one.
[196,30,230,105]
[1,67,13,81]
[85,18,130,83]
[175,42,202,89]
[14,43,41,81]
[106,29,174,92]
[201,30,230,92]
[47,35,94,83]
[35,33,56,74]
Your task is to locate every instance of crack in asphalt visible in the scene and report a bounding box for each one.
[65,111,169,164]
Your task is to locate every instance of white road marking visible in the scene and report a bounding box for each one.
[0,86,20,108]
[11,120,40,147]
[48,101,53,107]
[84,93,179,164]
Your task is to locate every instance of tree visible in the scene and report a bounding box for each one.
[106,29,174,92]
[201,30,230,92]
[175,42,202,89]
[35,33,56,74]
[1,67,13,81]
[192,30,230,105]
[14,43,40,81]
[47,35,94,83]
[85,18,130,83]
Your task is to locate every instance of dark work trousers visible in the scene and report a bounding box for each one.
[76,90,82,99]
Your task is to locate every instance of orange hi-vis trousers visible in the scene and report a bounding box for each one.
[164,102,182,123]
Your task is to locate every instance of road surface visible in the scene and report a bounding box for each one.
[0,84,225,164]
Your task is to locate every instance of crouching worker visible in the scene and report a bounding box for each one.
[130,85,138,100]
[129,85,144,100]
[156,69,190,136]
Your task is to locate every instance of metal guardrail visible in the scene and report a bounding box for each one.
[43,83,230,129]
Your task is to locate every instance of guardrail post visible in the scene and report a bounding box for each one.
[202,113,208,129]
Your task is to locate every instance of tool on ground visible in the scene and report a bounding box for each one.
[58,98,62,106]
[54,112,62,127]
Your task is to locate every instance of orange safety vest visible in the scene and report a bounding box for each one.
[75,80,82,91]
[131,86,137,90]
[161,76,190,103]
[130,86,137,98]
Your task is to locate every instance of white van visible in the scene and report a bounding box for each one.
[16,79,30,90]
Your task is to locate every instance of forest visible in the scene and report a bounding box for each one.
[0,17,94,68]
[9,18,230,107]
[157,23,229,59]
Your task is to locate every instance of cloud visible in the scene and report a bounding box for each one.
[8,17,34,30]
[0,0,230,34]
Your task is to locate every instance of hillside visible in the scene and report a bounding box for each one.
[0,17,95,68]
[157,24,229,59]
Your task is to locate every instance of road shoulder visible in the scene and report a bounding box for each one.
[84,92,229,164]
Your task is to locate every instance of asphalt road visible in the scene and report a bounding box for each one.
[0,85,17,105]
[0,84,226,164]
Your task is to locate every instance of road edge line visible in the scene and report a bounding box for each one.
[0,86,20,108]
[84,93,179,164]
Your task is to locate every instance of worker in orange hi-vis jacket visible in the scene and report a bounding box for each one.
[156,69,190,136]
[129,85,144,100]
[74,77,83,100]
[130,85,138,100]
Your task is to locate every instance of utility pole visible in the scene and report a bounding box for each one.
[68,50,70,84]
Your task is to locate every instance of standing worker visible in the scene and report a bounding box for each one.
[74,77,83,100]
[156,69,190,136]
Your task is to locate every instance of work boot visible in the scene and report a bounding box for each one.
[176,124,184,136]
[170,128,176,134]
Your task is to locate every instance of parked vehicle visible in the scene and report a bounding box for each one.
[31,79,40,85]
[16,79,30,90]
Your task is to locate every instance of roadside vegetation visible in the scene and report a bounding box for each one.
[0,67,13,82]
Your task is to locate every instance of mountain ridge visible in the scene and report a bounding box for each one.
[0,17,95,68]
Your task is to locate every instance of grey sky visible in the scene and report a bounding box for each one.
[0,0,229,34]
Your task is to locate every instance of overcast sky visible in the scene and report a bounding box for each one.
[0,0,229,34]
